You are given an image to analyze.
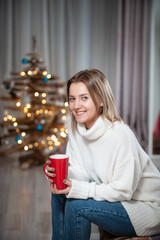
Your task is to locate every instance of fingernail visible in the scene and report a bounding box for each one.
[52,168,55,171]
[63,179,66,183]
[52,174,56,177]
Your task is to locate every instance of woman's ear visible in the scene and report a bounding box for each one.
[99,103,103,114]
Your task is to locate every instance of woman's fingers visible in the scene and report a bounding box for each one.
[63,179,72,187]
[46,165,55,178]
[49,179,54,183]
[50,180,72,195]
[50,183,56,193]
[46,165,55,172]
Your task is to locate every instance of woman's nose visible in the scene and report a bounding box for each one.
[74,100,81,109]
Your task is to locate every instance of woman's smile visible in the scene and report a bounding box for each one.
[76,111,86,115]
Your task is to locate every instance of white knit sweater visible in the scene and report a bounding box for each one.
[66,116,160,236]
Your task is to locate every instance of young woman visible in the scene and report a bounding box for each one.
[45,69,160,240]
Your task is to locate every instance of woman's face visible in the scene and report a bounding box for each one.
[69,82,101,129]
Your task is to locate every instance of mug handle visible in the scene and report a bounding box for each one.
[43,163,52,180]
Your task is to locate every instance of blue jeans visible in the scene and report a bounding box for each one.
[51,194,136,240]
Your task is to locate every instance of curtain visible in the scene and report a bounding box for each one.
[0,0,118,85]
[0,0,151,149]
[114,0,151,149]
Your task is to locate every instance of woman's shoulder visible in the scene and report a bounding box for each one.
[106,121,135,144]
[108,120,131,135]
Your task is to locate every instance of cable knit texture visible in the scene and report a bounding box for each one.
[66,116,160,236]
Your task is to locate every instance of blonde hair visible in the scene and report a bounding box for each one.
[66,69,122,130]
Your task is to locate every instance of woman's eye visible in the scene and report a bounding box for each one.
[82,96,88,100]
[69,97,75,102]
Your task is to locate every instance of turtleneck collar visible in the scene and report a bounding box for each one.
[77,116,112,140]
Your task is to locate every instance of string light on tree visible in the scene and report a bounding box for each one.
[0,36,68,170]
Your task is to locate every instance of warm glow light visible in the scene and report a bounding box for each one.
[55,141,61,146]
[61,109,66,114]
[8,115,12,120]
[51,135,56,141]
[26,103,31,108]
[47,74,51,79]
[42,92,46,98]
[44,109,48,114]
[66,128,68,134]
[16,128,20,132]
[48,141,53,145]
[18,139,22,144]
[64,102,68,107]
[16,102,21,107]
[21,132,26,137]
[13,122,18,127]
[12,117,16,122]
[40,109,43,113]
[20,71,26,76]
[62,115,67,120]
[47,136,51,140]
[42,99,46,104]
[34,142,39,147]
[43,71,47,76]
[52,137,58,142]
[27,113,31,117]
[33,70,37,75]
[28,70,32,75]
[41,140,45,145]
[24,107,28,113]
[60,128,65,132]
[34,92,39,97]
[49,146,53,150]
[4,117,7,121]
[29,144,33,149]
[24,146,28,151]
[60,132,67,138]
[54,128,58,133]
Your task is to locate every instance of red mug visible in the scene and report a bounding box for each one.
[43,154,69,190]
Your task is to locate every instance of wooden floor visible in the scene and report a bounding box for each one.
[0,154,99,240]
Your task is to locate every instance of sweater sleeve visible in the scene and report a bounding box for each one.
[67,129,145,201]
[66,141,91,182]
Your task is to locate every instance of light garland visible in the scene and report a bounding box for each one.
[34,92,39,97]
[42,99,46,104]
[64,102,68,107]
[20,71,26,76]
[16,102,21,107]
[43,71,47,76]
[21,132,26,137]
[13,122,18,127]
[42,92,46,97]
[24,146,29,151]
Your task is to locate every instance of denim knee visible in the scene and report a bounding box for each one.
[64,199,91,240]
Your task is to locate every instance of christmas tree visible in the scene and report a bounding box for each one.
[0,37,68,169]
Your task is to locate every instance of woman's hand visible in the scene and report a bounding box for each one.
[45,160,56,183]
[50,179,72,195]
